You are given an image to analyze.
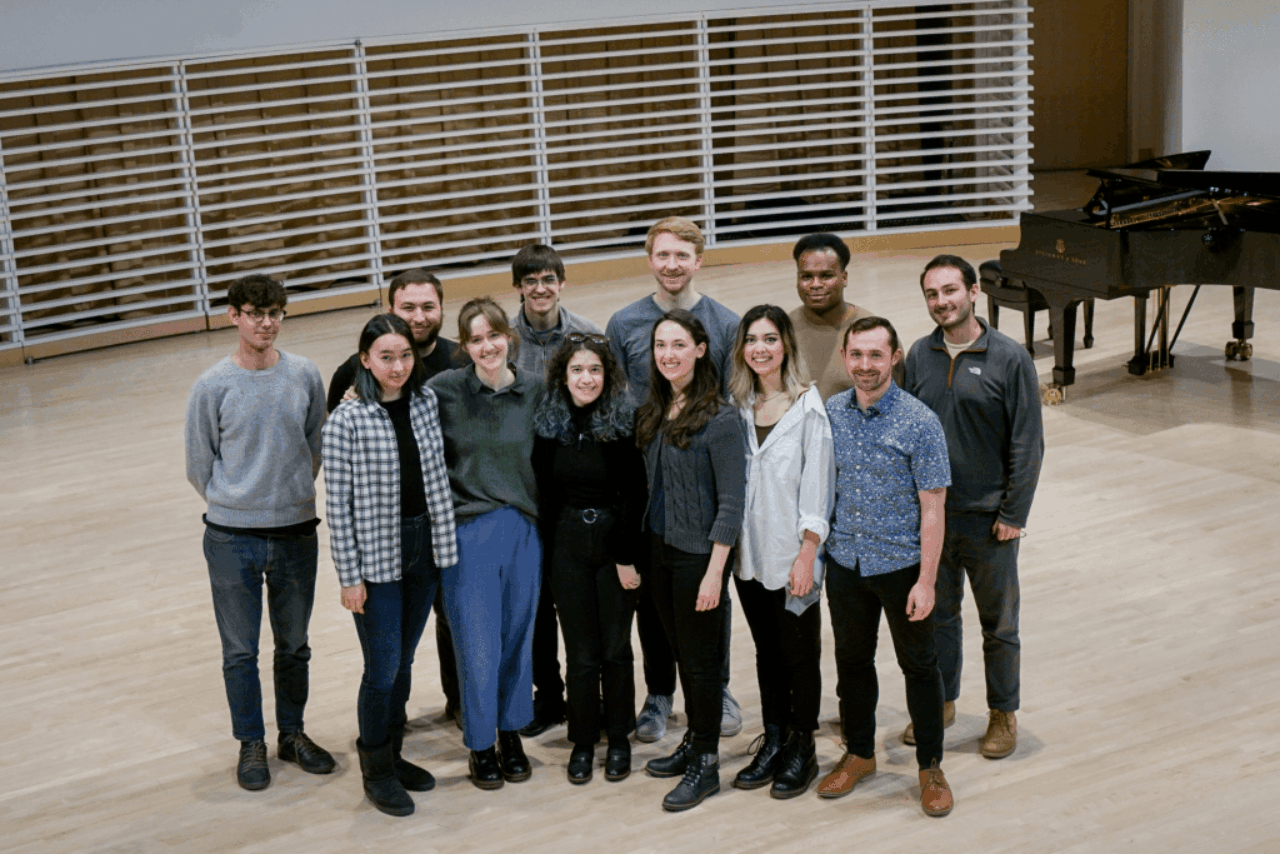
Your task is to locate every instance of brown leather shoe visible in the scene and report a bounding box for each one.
[981,710,1017,759]
[902,700,956,746]
[816,753,875,799]
[919,759,953,817]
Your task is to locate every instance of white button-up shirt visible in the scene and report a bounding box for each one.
[734,384,835,614]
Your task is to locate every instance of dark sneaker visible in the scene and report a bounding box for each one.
[278,731,336,775]
[237,739,270,791]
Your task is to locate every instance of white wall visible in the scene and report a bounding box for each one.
[1182,0,1280,170]
[1,0,786,73]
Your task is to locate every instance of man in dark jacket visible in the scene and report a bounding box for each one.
[902,254,1044,760]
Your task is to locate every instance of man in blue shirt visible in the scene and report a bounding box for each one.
[817,316,955,817]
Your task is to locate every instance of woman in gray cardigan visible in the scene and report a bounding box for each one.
[635,308,747,812]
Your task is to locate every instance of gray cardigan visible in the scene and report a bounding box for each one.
[643,405,748,555]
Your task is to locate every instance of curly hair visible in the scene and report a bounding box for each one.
[635,309,722,450]
[534,335,634,443]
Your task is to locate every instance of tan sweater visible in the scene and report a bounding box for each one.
[789,303,871,401]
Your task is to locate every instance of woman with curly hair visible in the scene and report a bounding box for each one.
[637,309,747,812]
[531,332,648,785]
[726,304,833,799]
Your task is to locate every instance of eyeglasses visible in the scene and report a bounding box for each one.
[566,332,608,345]
[519,274,561,289]
[237,307,286,323]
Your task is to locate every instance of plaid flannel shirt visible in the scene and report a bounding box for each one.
[323,388,458,587]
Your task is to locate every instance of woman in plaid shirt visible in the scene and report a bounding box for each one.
[323,313,459,817]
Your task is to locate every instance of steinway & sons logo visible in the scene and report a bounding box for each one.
[1034,237,1087,266]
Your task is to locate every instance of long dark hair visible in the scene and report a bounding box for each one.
[635,309,722,450]
[354,313,426,401]
[534,334,634,444]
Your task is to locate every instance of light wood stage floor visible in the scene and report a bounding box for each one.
[3,243,1278,854]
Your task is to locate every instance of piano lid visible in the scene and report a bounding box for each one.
[1156,170,1280,200]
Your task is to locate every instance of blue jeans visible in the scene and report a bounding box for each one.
[352,514,440,747]
[203,526,318,742]
[442,506,542,751]
[934,511,1021,712]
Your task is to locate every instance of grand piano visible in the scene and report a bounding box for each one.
[986,151,1280,403]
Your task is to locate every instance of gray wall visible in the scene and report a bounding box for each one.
[1182,0,1280,170]
[1,0,780,73]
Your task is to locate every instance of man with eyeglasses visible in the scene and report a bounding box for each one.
[508,243,604,738]
[185,274,335,792]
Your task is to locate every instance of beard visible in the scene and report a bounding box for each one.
[415,326,440,352]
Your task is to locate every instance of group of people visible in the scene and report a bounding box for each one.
[185,217,1044,820]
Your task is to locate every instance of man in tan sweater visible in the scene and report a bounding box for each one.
[787,233,874,400]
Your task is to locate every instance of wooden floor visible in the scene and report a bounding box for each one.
[3,239,1279,854]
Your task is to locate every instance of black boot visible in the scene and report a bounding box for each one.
[497,730,532,782]
[645,730,694,778]
[468,746,504,790]
[769,729,818,800]
[357,738,414,817]
[732,724,786,790]
[605,742,631,782]
[662,752,721,812]
[567,744,594,785]
[389,727,435,792]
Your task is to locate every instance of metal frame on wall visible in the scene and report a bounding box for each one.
[0,0,1032,359]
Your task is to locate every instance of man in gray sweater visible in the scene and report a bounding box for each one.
[185,275,335,791]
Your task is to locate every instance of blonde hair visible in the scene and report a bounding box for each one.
[728,304,812,408]
[645,216,705,256]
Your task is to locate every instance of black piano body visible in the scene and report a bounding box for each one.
[990,151,1280,400]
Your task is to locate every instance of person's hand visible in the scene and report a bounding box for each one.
[696,570,722,612]
[905,581,934,621]
[617,564,641,591]
[789,555,814,597]
[992,520,1022,541]
[342,385,358,404]
[341,582,367,614]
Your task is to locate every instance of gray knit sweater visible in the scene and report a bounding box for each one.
[642,405,748,554]
[185,351,326,528]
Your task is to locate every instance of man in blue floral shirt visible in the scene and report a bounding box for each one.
[816,316,955,817]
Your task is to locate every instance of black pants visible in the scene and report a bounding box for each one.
[637,547,734,697]
[530,544,567,711]
[733,575,821,733]
[648,535,728,755]
[826,558,943,770]
[433,590,459,711]
[549,507,638,746]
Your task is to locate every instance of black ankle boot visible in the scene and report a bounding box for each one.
[497,730,532,782]
[389,728,435,792]
[605,743,631,782]
[567,744,594,784]
[732,724,786,790]
[357,738,414,817]
[469,746,505,790]
[769,730,818,799]
[662,752,721,812]
[645,730,694,778]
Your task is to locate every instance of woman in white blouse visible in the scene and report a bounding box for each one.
[727,304,834,800]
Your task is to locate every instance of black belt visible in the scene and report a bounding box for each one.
[566,507,612,525]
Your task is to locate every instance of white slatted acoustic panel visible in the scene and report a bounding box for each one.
[0,0,1031,360]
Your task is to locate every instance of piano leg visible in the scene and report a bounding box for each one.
[1082,299,1095,349]
[1042,293,1079,405]
[1226,285,1255,361]
[1129,294,1149,376]
[988,296,999,330]
[1022,306,1036,358]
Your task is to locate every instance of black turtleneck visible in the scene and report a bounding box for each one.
[551,401,611,509]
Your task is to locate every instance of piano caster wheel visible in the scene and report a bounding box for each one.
[1225,341,1252,361]
[1041,384,1065,406]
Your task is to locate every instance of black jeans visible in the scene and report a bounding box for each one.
[733,575,822,733]
[648,535,729,755]
[826,558,944,770]
[530,545,566,710]
[433,591,459,711]
[637,547,734,698]
[550,507,638,746]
